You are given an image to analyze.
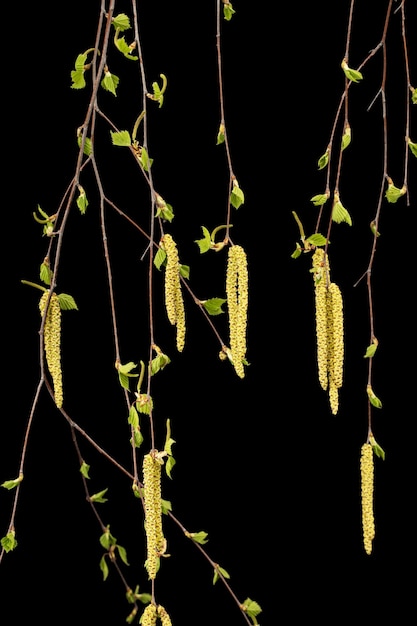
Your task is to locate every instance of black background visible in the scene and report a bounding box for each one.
[1,1,416,624]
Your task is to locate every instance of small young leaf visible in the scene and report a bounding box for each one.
[114,36,138,60]
[201,298,227,316]
[1,475,23,490]
[101,71,120,96]
[367,385,382,408]
[110,130,131,146]
[76,186,88,214]
[187,531,209,545]
[317,150,329,170]
[161,498,172,515]
[341,59,363,83]
[154,247,167,270]
[165,455,176,479]
[412,88,417,105]
[310,193,329,206]
[100,555,109,580]
[151,353,171,375]
[341,125,351,150]
[371,440,385,461]
[230,181,245,209]
[223,2,236,20]
[135,393,153,415]
[385,180,407,203]
[213,565,230,585]
[1,530,18,553]
[80,461,91,479]
[216,124,225,144]
[40,261,52,286]
[241,598,263,621]
[195,226,212,253]
[332,199,352,225]
[57,293,78,311]
[179,264,190,279]
[364,343,377,358]
[112,13,131,31]
[131,428,143,449]
[408,139,417,158]
[306,234,328,247]
[90,488,109,503]
[100,527,117,550]
[77,135,92,156]
[116,544,129,565]
[291,246,302,259]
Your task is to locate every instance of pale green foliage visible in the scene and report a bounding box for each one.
[385,180,407,203]
[201,298,227,315]
[80,461,91,479]
[1,530,18,553]
[90,488,109,503]
[230,180,245,209]
[332,198,352,225]
[111,130,131,146]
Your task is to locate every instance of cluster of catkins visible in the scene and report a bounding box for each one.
[312,248,344,414]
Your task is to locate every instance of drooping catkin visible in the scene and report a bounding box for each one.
[141,604,157,626]
[39,291,63,408]
[327,282,344,390]
[226,244,248,378]
[162,234,186,351]
[157,606,173,626]
[360,443,375,555]
[142,452,165,580]
[312,248,329,391]
[312,249,344,413]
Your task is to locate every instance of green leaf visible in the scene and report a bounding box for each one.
[341,125,351,150]
[408,139,417,158]
[201,298,227,316]
[57,293,78,311]
[230,182,245,209]
[76,186,88,214]
[1,475,23,490]
[306,234,328,246]
[332,198,352,226]
[241,598,263,622]
[1,530,18,553]
[131,428,143,448]
[179,264,190,279]
[135,393,153,415]
[155,194,175,222]
[112,13,131,31]
[116,544,129,565]
[118,371,130,390]
[151,353,171,375]
[136,146,153,171]
[187,531,209,545]
[213,565,230,585]
[412,88,417,105]
[310,193,329,206]
[195,226,212,253]
[341,60,363,83]
[77,135,92,156]
[223,2,236,20]
[165,455,176,479]
[80,461,91,479]
[385,180,407,203]
[100,527,117,550]
[364,343,378,358]
[371,440,385,461]
[291,245,302,259]
[128,405,139,428]
[216,124,225,144]
[101,71,119,96]
[90,488,109,503]
[367,385,382,409]
[161,498,172,515]
[40,262,52,286]
[114,35,138,60]
[317,150,329,170]
[110,130,131,146]
[100,555,109,580]
[154,247,166,270]
[71,54,88,89]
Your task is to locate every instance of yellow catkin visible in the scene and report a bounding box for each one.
[143,453,165,580]
[360,443,375,555]
[141,604,157,626]
[162,234,186,352]
[157,606,173,626]
[226,244,248,378]
[39,291,63,408]
[312,248,329,391]
[327,282,344,389]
